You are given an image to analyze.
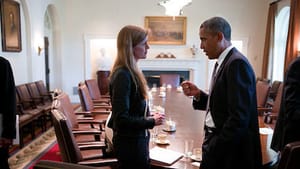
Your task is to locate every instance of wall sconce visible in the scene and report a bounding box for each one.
[37,46,43,56]
[158,0,192,16]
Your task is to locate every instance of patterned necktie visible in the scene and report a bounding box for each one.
[210,62,219,90]
[206,62,219,111]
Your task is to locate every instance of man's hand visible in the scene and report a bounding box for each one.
[181,81,201,97]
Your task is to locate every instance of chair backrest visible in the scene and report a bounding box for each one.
[35,80,52,101]
[256,80,271,108]
[78,84,95,111]
[96,71,110,95]
[27,82,44,105]
[16,84,36,109]
[85,79,102,100]
[159,74,180,87]
[277,141,300,169]
[55,92,79,129]
[269,80,282,101]
[271,83,283,114]
[51,109,83,163]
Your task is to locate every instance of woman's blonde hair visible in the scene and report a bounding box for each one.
[110,25,148,99]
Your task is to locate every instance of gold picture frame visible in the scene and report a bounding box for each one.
[1,0,22,52]
[144,16,186,45]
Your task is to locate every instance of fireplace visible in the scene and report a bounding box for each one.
[138,58,207,89]
[142,70,189,87]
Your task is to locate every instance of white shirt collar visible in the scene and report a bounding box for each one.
[216,45,234,69]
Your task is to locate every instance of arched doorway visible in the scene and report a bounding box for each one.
[43,5,62,90]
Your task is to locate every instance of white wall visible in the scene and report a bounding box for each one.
[0,0,272,102]
[58,0,270,101]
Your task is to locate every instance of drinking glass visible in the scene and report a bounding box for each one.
[184,140,194,158]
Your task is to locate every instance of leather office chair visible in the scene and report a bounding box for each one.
[77,84,111,130]
[159,74,180,87]
[54,92,107,142]
[78,83,111,112]
[277,141,300,169]
[85,79,110,105]
[256,80,271,109]
[35,80,53,102]
[268,80,282,102]
[27,82,53,128]
[259,83,283,125]
[16,92,35,147]
[16,84,46,132]
[54,92,106,130]
[51,109,118,168]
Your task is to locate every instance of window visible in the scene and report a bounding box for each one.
[272,6,290,82]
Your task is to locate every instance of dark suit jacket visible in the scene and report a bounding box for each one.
[193,48,262,169]
[108,67,155,137]
[0,56,16,139]
[271,57,300,152]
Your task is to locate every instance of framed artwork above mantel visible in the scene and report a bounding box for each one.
[144,16,186,45]
[1,0,22,52]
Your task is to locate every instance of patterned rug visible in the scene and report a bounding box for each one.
[8,127,57,169]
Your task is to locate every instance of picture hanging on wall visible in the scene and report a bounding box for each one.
[144,16,186,45]
[1,0,22,52]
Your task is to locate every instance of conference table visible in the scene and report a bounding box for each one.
[148,87,278,169]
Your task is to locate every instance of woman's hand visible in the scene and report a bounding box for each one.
[152,112,165,126]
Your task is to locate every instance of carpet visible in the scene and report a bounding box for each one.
[27,143,61,169]
[8,127,61,169]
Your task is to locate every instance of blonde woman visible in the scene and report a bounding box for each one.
[108,25,165,169]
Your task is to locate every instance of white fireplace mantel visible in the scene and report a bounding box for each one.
[138,58,201,70]
[138,58,208,89]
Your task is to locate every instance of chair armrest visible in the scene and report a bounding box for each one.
[75,111,93,116]
[72,130,102,136]
[264,113,278,124]
[92,99,110,104]
[78,158,118,167]
[77,117,94,120]
[93,105,112,110]
[78,143,106,150]
[77,119,105,124]
[20,99,37,109]
[77,141,106,146]
[90,110,111,114]
[101,95,110,98]
[33,160,99,169]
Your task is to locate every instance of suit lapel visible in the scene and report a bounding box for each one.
[211,48,235,93]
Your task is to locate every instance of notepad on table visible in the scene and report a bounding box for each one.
[150,146,184,166]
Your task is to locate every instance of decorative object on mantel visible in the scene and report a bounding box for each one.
[155,52,176,58]
[145,16,186,45]
[158,0,192,16]
[190,44,199,56]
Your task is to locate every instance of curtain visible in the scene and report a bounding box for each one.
[284,0,300,72]
[262,2,277,79]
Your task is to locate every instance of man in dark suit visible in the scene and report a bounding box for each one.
[0,56,16,169]
[271,56,300,152]
[181,17,262,169]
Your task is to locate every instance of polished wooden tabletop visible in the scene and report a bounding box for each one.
[149,87,278,169]
[150,87,204,169]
